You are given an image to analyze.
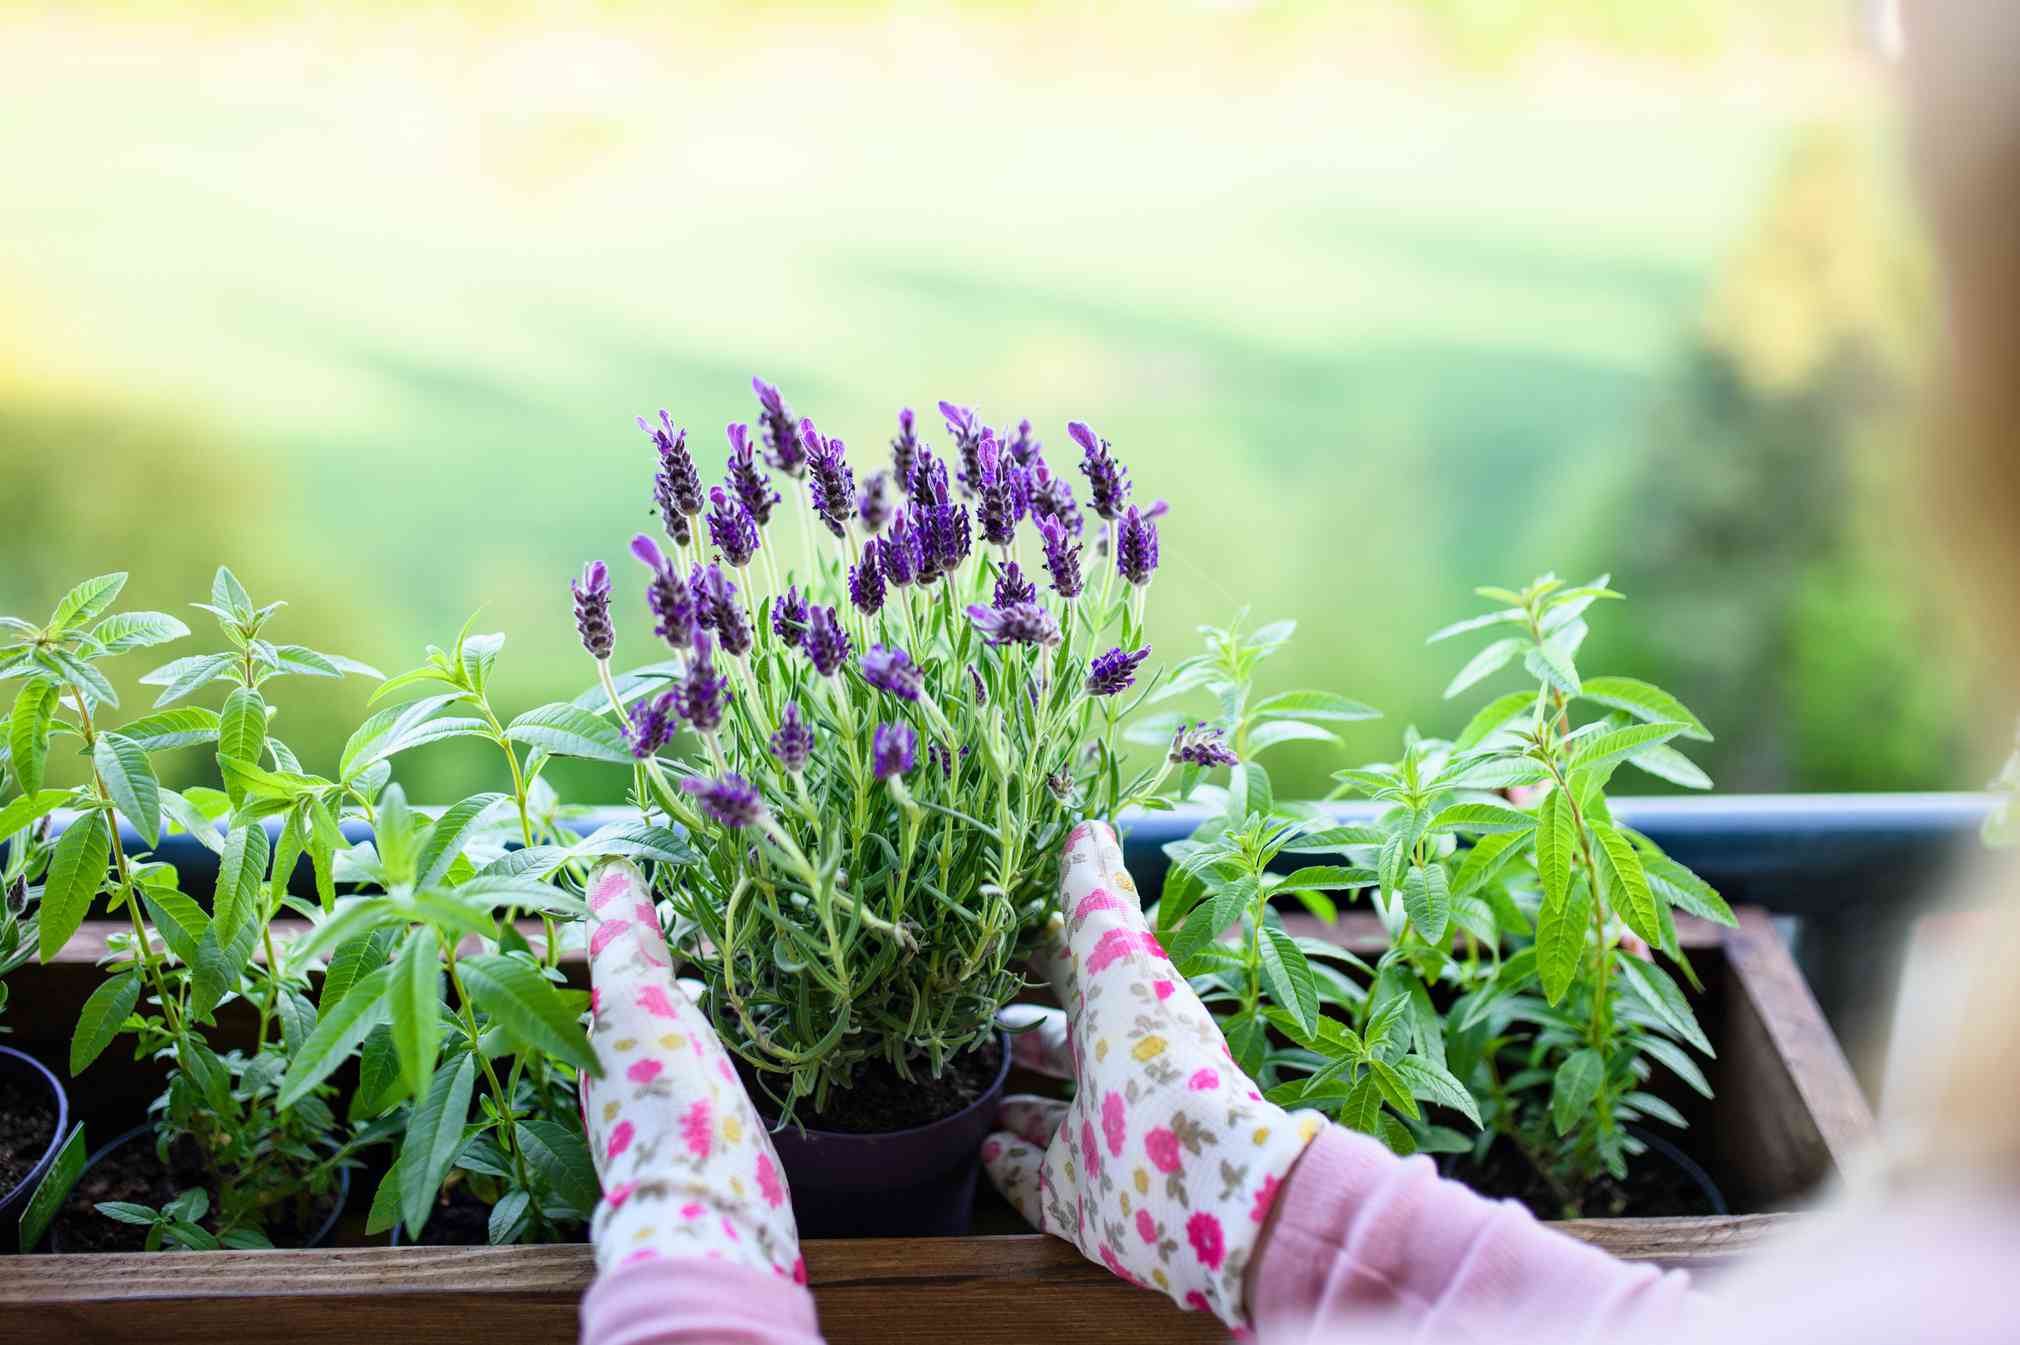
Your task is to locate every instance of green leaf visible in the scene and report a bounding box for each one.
[38,647,118,709]
[1366,1059,1419,1121]
[211,566,253,622]
[1443,637,1522,699]
[503,703,630,764]
[456,954,599,1075]
[293,895,405,963]
[366,1153,405,1235]
[8,680,59,795]
[1626,743,1713,791]
[488,1189,532,1245]
[1451,828,1530,898]
[218,688,268,805]
[1249,689,1381,723]
[279,963,395,1107]
[1525,631,1582,697]
[1245,720,1341,755]
[435,876,580,919]
[1275,865,1376,893]
[415,792,507,890]
[1427,802,1536,835]
[1535,873,1592,1006]
[1591,822,1663,948]
[1281,824,1384,854]
[95,1201,160,1226]
[93,732,160,849]
[1258,927,1319,1039]
[1552,1048,1605,1136]
[189,887,261,1023]
[1642,854,1737,927]
[1340,1076,1383,1133]
[1570,722,1687,776]
[88,611,190,654]
[71,970,141,1074]
[1617,954,1714,1056]
[211,822,271,945]
[269,645,344,678]
[1425,609,1523,644]
[1636,1033,1714,1098]
[1400,863,1450,945]
[1534,788,1573,909]
[340,695,488,781]
[1390,1056,1483,1128]
[40,811,109,960]
[1453,689,1539,751]
[0,787,70,841]
[114,707,221,752]
[1623,1090,1688,1130]
[17,1123,87,1251]
[47,573,127,635]
[142,652,236,708]
[1576,676,1712,741]
[390,928,442,1105]
[320,925,396,1020]
[142,887,209,966]
[400,1052,478,1238]
[518,1119,600,1219]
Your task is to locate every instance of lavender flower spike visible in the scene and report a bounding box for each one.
[571,561,613,659]
[700,563,752,657]
[632,535,697,649]
[772,583,810,646]
[849,541,887,616]
[890,408,920,494]
[682,772,765,828]
[802,605,851,677]
[769,702,813,773]
[975,434,1016,548]
[643,411,704,547]
[1171,723,1239,768]
[1037,515,1084,599]
[705,487,761,568]
[1116,504,1160,586]
[752,376,807,477]
[1087,645,1151,697]
[872,722,917,781]
[940,400,983,499]
[993,561,1036,609]
[966,601,1062,648]
[1070,420,1130,522]
[860,643,923,702]
[882,511,917,587]
[857,470,893,534]
[725,423,781,527]
[679,632,731,732]
[626,690,681,759]
[800,417,856,539]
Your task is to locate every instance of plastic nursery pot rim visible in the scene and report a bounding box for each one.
[1626,1125,1729,1217]
[49,1123,352,1252]
[0,1045,70,1218]
[767,1029,1015,1144]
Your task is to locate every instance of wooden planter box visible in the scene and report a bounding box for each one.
[0,908,1870,1344]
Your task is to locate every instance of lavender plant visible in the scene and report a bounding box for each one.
[567,385,1168,1117]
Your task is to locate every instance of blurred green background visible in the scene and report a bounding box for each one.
[0,1,1971,804]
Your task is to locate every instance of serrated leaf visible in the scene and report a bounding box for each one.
[1249,689,1381,723]
[414,792,507,889]
[1570,722,1687,776]
[210,822,271,945]
[1536,872,1592,1006]
[144,652,236,707]
[456,954,599,1074]
[1245,720,1341,754]
[1400,863,1450,945]
[1617,954,1714,1056]
[47,573,127,635]
[1340,1076,1383,1133]
[142,886,209,966]
[218,688,268,804]
[1643,854,1737,927]
[1576,676,1711,742]
[1366,1059,1419,1120]
[1443,637,1522,699]
[114,707,221,752]
[340,695,487,781]
[1258,927,1318,1039]
[17,1123,87,1251]
[8,680,59,794]
[71,970,141,1074]
[389,928,442,1108]
[1636,1033,1714,1098]
[1453,689,1538,751]
[1390,1055,1483,1128]
[1552,1048,1605,1136]
[1425,609,1524,644]
[0,787,70,841]
[88,611,189,655]
[1534,789,1573,907]
[40,811,109,960]
[270,645,344,678]
[1524,635,1581,698]
[280,963,394,1107]
[1276,865,1376,892]
[211,567,253,621]
[1427,802,1536,835]
[1451,828,1530,898]
[503,703,630,764]
[320,925,396,1019]
[400,1052,478,1238]
[1591,822,1663,948]
[1627,743,1713,790]
[518,1119,600,1219]
[93,732,160,849]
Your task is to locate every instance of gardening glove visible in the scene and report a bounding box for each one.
[579,858,804,1285]
[982,821,1326,1330]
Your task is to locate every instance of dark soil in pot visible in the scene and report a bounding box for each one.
[0,1075,60,1211]
[387,1183,590,1247]
[1445,1126,1727,1220]
[50,1125,348,1252]
[752,1033,1011,1239]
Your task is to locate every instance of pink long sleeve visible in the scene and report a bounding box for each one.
[1252,1126,1693,1343]
[580,1256,825,1345]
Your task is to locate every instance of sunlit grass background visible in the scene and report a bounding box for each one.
[0,1,1971,804]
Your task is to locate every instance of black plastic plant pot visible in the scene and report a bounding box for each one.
[767,1032,1014,1239]
[50,1124,351,1252]
[0,1045,69,1221]
[1628,1125,1728,1217]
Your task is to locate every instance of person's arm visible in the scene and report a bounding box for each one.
[1249,1125,1692,1343]
[577,859,824,1345]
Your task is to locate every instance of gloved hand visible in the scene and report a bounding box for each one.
[982,821,1325,1329]
[579,859,803,1284]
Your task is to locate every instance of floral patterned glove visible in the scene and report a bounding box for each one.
[579,859,804,1284]
[981,822,1325,1330]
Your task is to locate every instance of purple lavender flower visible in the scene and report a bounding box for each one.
[1037,515,1084,599]
[1028,457,1084,536]
[682,772,764,828]
[909,444,948,504]
[1006,418,1040,467]
[752,376,806,477]
[1087,645,1151,697]
[860,644,922,702]
[968,664,988,707]
[872,722,917,781]
[975,435,1016,548]
[849,542,886,616]
[626,690,682,759]
[1171,723,1239,768]
[992,561,1037,609]
[632,535,697,648]
[643,411,704,547]
[705,487,760,568]
[725,423,781,527]
[769,702,813,773]
[699,564,751,657]
[771,583,809,646]
[939,400,982,498]
[1115,504,1159,586]
[891,408,920,494]
[966,601,1062,648]
[919,501,971,579]
[687,563,715,631]
[882,511,918,587]
[799,417,856,539]
[571,561,613,659]
[1069,421,1130,522]
[679,633,730,732]
[857,470,892,535]
[802,605,850,678]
